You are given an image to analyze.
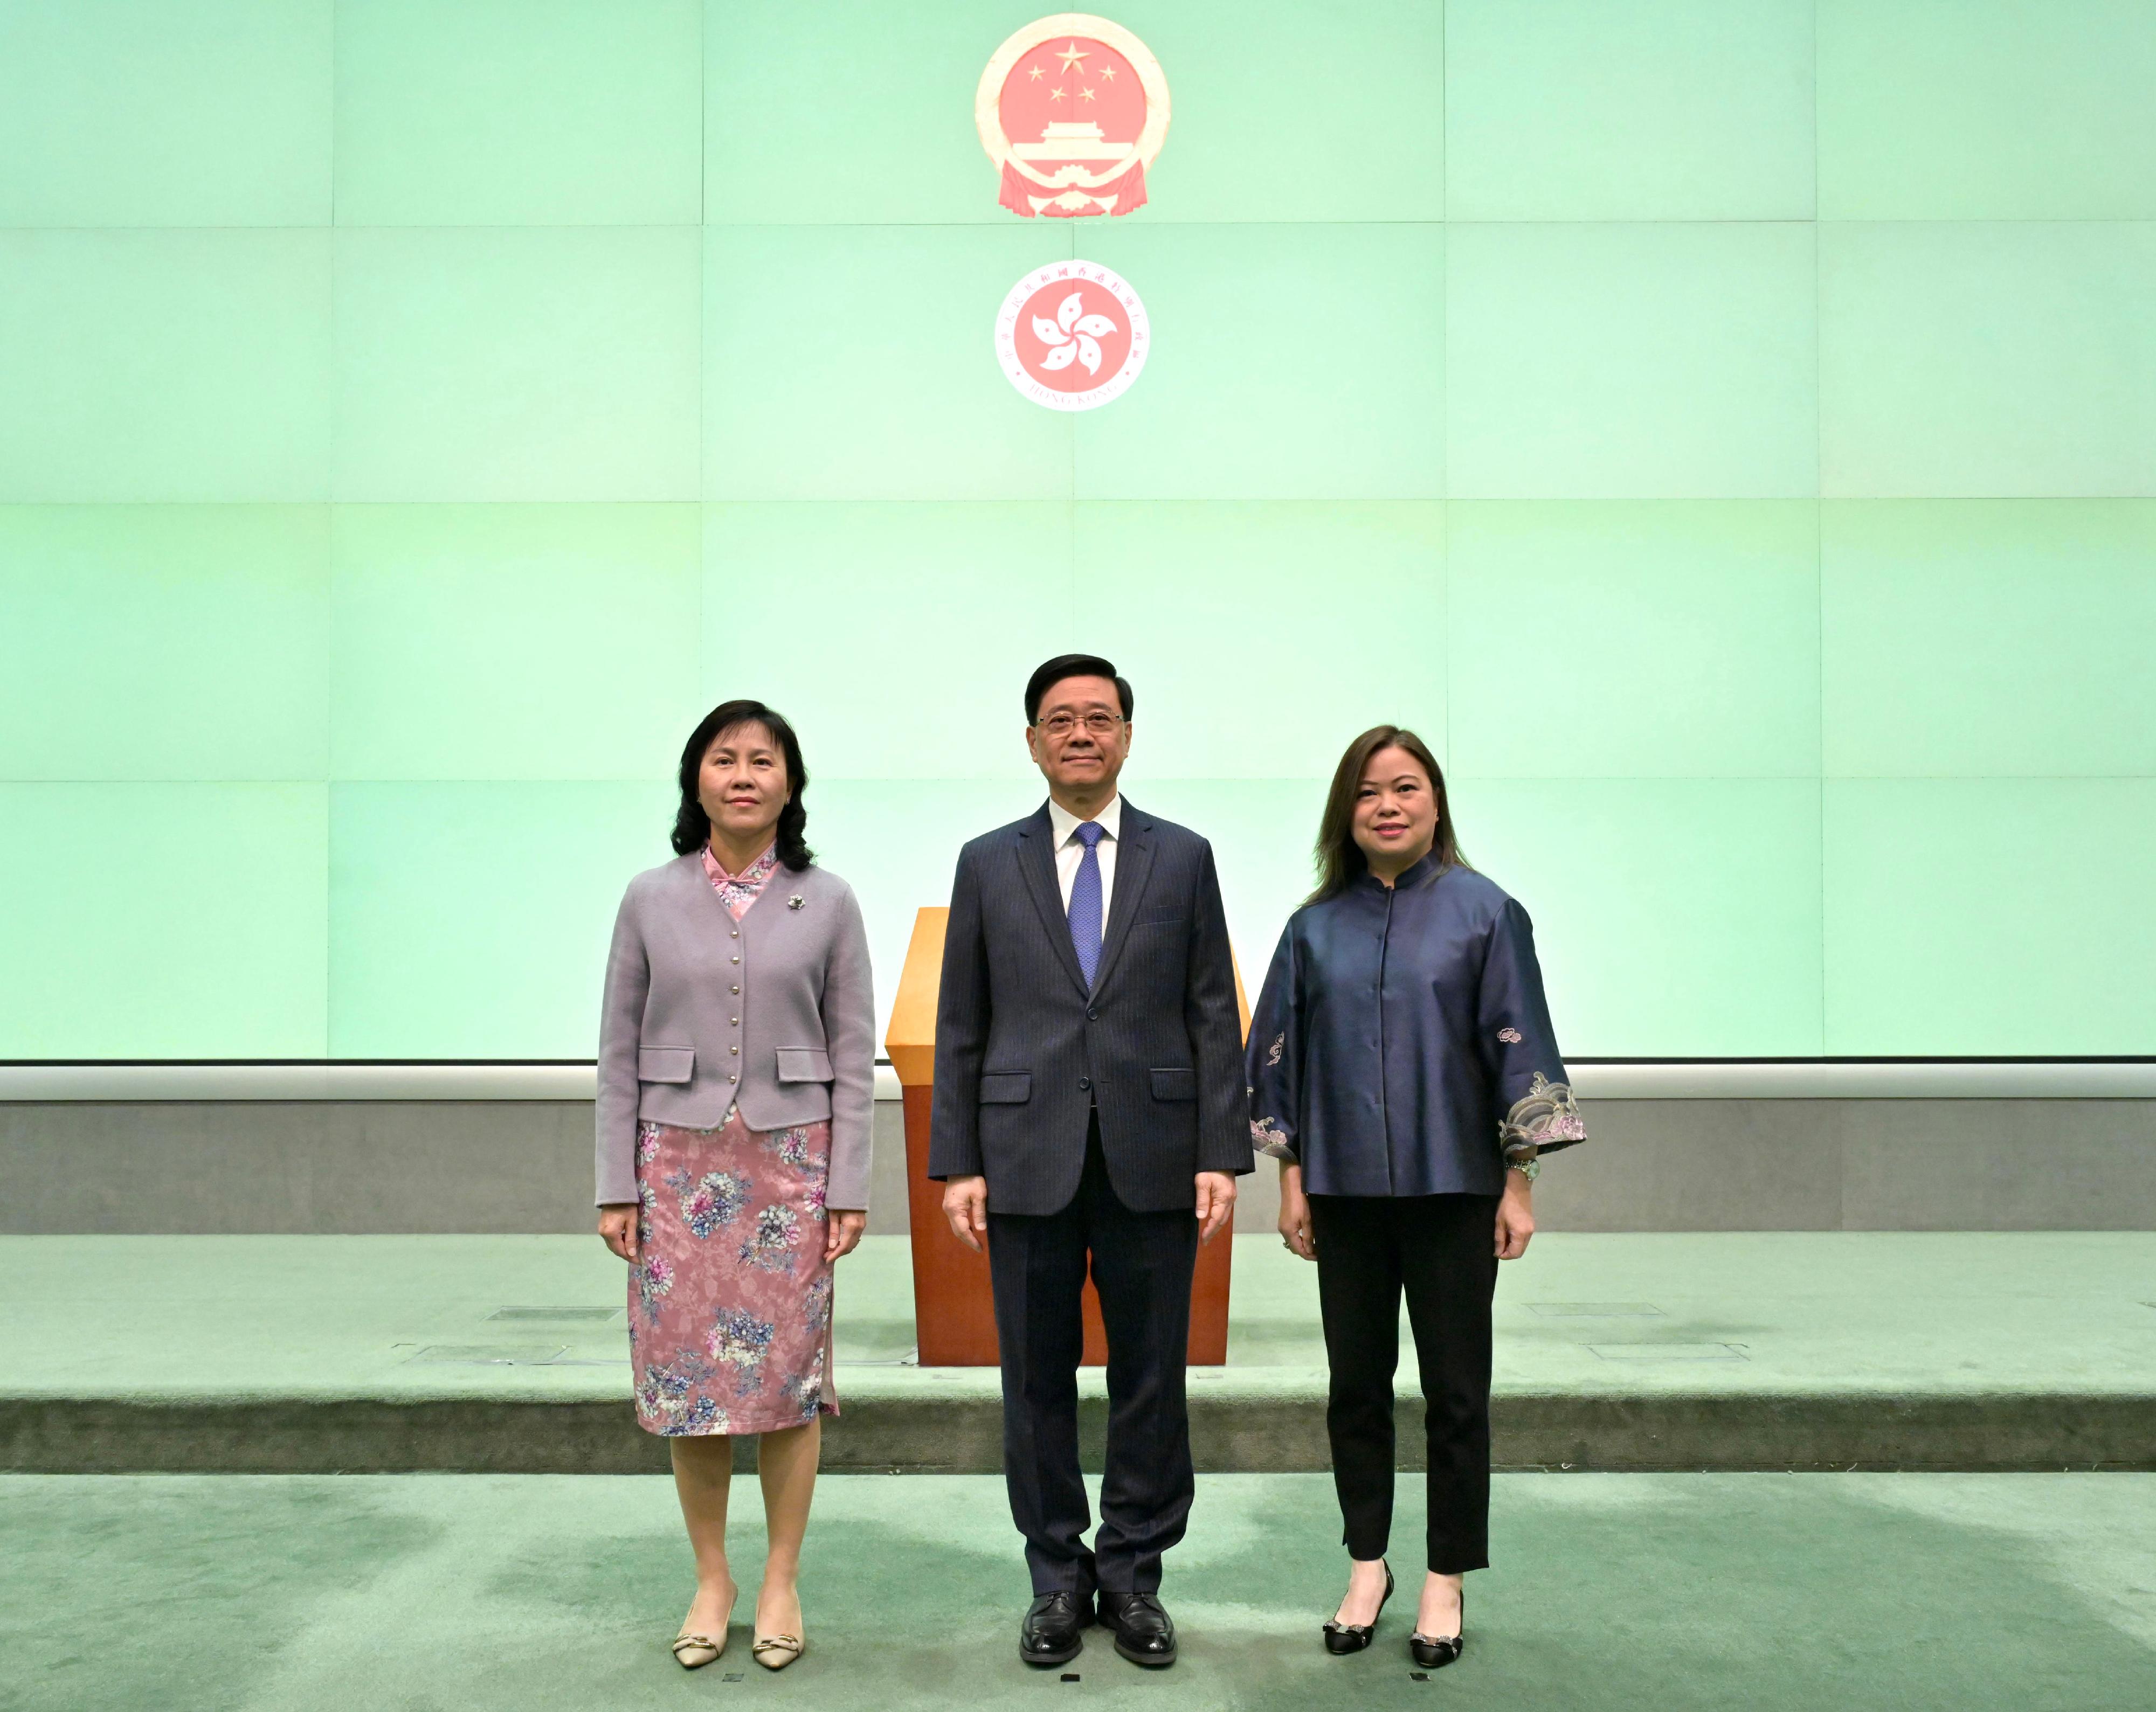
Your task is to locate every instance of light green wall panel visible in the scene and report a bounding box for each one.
[1822,501,2156,778]
[1445,0,1814,221]
[333,227,701,502]
[330,504,701,781]
[1824,779,2156,1053]
[0,507,328,782]
[0,232,331,503]
[1133,775,1337,989]
[1452,777,1825,1055]
[1134,0,1444,223]
[702,503,1073,779]
[703,0,1024,226]
[704,0,1443,225]
[1820,222,2156,499]
[703,225,1074,501]
[1075,502,1445,775]
[328,780,672,1056]
[807,778,1055,1041]
[0,0,331,227]
[1075,224,1443,499]
[335,0,701,225]
[1445,223,1818,498]
[1818,0,2156,220]
[0,783,328,1056]
[1448,501,1819,778]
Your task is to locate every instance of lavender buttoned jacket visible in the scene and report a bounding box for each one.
[595,855,875,1211]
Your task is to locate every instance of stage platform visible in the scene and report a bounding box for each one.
[6,1471,2153,1711]
[5,1233,2152,1476]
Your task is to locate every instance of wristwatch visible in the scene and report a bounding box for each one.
[1509,1154,1541,1183]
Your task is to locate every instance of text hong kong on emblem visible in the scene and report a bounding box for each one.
[994,261,1150,412]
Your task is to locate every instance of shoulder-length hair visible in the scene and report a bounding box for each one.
[1308,725,1466,904]
[671,699,814,871]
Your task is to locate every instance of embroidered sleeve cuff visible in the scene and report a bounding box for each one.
[1250,1116,1297,1162]
[1498,1071,1587,1165]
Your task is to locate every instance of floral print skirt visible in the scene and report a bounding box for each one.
[628,1111,839,1437]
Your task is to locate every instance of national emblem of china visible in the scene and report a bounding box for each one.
[977,15,1170,217]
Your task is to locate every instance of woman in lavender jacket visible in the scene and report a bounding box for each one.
[596,699,874,1674]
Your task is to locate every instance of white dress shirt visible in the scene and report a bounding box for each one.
[1046,794,1122,920]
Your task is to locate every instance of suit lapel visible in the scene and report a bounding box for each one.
[1089,803,1156,997]
[1015,805,1090,996]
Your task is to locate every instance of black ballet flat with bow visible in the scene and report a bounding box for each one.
[1322,1562,1394,1654]
[1409,1585,1465,1669]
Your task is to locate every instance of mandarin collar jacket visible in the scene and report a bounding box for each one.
[1245,855,1585,1198]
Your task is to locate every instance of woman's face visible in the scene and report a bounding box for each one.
[1351,745,1439,869]
[698,722,789,849]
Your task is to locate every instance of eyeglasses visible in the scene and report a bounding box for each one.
[1035,712,1124,738]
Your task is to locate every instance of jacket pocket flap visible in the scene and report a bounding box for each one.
[979,1072,1032,1105]
[1149,1067,1197,1101]
[775,1047,834,1084]
[638,1046,694,1084]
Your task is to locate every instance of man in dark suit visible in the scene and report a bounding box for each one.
[929,654,1249,1671]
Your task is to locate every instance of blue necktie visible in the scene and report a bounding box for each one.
[1068,820,1106,988]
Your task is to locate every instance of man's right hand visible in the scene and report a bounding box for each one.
[942,1175,989,1252]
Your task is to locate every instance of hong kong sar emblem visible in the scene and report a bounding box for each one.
[977,15,1169,217]
[995,260,1149,411]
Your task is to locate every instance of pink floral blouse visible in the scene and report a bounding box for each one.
[701,842,779,919]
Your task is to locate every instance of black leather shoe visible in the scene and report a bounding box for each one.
[1409,1585,1465,1669]
[1019,1591,1094,1667]
[1098,1592,1177,1668]
[1322,1561,1393,1654]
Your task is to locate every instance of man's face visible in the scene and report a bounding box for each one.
[1025,675,1131,798]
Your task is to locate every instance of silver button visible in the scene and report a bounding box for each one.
[730,930,739,940]
[728,1074,737,1084]
[730,1016,738,1025]
[730,985,740,994]
[730,1045,739,1056]
[731,956,740,964]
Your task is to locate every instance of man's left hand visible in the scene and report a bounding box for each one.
[1194,1172,1237,1245]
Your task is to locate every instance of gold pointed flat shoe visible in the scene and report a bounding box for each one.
[752,1631,804,1671]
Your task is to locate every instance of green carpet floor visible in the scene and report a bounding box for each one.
[10,1230,2154,1402]
[3,1473,2152,1711]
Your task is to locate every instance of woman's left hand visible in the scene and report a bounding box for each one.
[1494,1170,1535,1260]
[825,1209,867,1263]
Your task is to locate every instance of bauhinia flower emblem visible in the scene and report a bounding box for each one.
[1033,291,1118,376]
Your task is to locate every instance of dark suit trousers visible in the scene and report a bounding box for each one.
[986,1114,1199,1596]
[1308,1193,1500,1574]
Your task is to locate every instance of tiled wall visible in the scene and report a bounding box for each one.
[1,1,2151,1058]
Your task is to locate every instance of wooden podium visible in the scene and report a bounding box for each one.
[884,906,1242,1367]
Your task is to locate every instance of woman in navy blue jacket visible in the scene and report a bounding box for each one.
[1246,725,1585,1669]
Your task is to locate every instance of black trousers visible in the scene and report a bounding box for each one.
[986,1117,1199,1596]
[1308,1192,1500,1575]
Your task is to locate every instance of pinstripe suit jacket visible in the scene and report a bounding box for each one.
[927,800,1251,1217]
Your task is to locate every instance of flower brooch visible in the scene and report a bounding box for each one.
[787,895,805,911]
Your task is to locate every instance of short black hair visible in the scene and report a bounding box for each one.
[671,699,814,870]
[1025,654,1134,724]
